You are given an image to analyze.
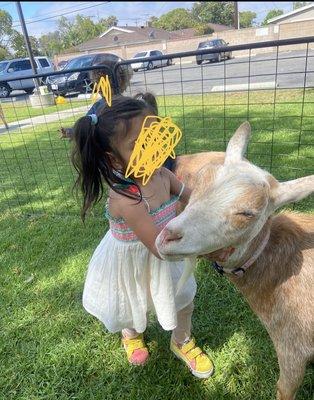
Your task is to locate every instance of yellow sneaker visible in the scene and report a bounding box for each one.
[170,337,214,378]
[122,334,149,366]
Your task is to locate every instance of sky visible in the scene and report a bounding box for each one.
[1,1,297,38]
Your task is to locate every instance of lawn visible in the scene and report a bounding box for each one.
[0,89,313,400]
[1,97,90,124]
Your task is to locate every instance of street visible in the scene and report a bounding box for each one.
[129,49,314,96]
[4,49,314,102]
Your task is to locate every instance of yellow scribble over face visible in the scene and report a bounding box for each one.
[91,75,112,107]
[125,115,182,185]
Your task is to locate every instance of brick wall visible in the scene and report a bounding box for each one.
[54,19,314,66]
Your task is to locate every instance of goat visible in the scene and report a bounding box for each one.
[156,122,314,400]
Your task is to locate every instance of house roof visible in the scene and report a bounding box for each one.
[73,23,233,52]
[268,3,314,24]
[75,26,174,52]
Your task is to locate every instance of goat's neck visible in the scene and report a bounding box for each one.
[220,219,272,271]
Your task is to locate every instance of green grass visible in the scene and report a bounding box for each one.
[0,89,313,399]
[1,98,90,123]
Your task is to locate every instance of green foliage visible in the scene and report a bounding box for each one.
[0,45,12,61]
[152,8,197,30]
[98,15,118,30]
[262,9,284,26]
[0,9,12,47]
[293,1,312,9]
[239,11,257,28]
[194,25,214,36]
[10,29,40,58]
[191,1,234,26]
[39,31,63,58]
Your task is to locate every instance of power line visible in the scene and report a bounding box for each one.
[11,1,110,28]
[11,1,93,24]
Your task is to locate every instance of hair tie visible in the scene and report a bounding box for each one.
[89,114,98,125]
[137,95,146,103]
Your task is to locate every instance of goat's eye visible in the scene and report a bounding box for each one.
[236,211,256,218]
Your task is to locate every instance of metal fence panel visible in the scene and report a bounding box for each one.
[0,37,313,216]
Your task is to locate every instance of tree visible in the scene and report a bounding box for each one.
[147,16,158,27]
[58,16,78,49]
[191,2,234,26]
[0,9,13,47]
[10,29,40,58]
[72,15,102,43]
[293,2,311,9]
[262,9,284,26]
[0,45,12,61]
[239,11,256,28]
[194,25,214,35]
[98,15,118,29]
[39,31,63,57]
[152,8,197,30]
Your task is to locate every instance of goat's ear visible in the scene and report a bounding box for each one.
[224,121,251,164]
[271,175,314,210]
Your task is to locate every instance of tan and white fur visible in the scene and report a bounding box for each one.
[157,122,314,400]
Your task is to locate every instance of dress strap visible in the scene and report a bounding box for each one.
[178,182,185,199]
[142,197,151,213]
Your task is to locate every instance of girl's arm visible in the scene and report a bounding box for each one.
[162,167,192,205]
[111,195,163,259]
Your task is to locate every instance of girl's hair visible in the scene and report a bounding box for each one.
[71,92,158,220]
[88,53,133,94]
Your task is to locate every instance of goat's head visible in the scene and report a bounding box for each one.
[156,122,314,261]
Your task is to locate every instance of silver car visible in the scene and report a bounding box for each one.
[0,57,54,98]
[131,50,172,72]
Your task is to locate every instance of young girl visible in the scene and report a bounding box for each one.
[71,93,214,379]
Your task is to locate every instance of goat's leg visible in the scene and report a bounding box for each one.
[276,351,306,400]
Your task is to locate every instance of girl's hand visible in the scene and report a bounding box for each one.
[162,168,192,205]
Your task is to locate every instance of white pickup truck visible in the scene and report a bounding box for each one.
[0,56,54,98]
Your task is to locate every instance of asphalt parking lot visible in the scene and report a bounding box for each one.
[3,49,314,102]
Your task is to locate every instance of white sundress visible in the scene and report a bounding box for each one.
[82,193,196,334]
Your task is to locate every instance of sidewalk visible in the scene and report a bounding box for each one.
[0,104,90,135]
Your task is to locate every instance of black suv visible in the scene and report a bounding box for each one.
[196,39,232,65]
[47,53,111,96]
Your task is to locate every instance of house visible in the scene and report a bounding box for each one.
[267,3,314,25]
[71,24,232,53]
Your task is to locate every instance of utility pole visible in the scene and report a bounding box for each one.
[234,1,239,29]
[16,1,40,89]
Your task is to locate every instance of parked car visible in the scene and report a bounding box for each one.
[57,60,68,70]
[196,39,232,65]
[0,56,54,98]
[46,53,114,96]
[131,50,172,72]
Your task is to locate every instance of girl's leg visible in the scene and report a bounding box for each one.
[121,328,149,365]
[122,328,140,339]
[171,302,194,344]
[170,302,214,379]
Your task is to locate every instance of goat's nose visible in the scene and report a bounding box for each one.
[159,227,183,246]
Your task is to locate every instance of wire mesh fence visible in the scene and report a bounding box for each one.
[0,37,313,217]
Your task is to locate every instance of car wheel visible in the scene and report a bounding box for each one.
[217,53,221,62]
[80,79,93,94]
[167,59,171,66]
[25,88,34,95]
[0,83,11,98]
[227,52,232,60]
[133,69,138,72]
[196,60,202,65]
[147,62,153,70]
